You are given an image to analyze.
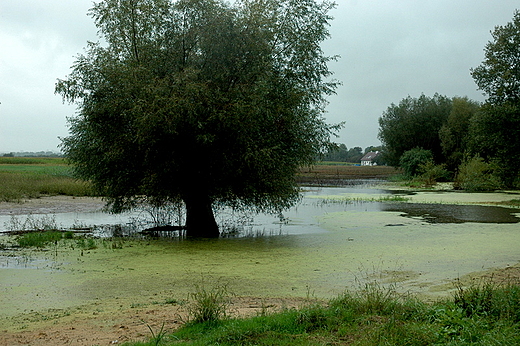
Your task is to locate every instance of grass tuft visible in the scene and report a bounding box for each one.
[186,278,233,324]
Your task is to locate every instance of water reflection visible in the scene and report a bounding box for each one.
[382,203,520,224]
[0,184,518,238]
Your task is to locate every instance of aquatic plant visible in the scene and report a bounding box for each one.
[315,194,410,206]
[6,214,60,233]
[75,237,97,250]
[16,231,64,248]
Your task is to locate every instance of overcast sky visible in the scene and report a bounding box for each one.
[0,1,518,153]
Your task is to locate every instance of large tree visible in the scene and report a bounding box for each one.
[470,10,520,187]
[378,93,452,166]
[56,0,339,237]
[439,97,480,172]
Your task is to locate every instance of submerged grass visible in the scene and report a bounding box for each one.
[16,231,65,247]
[127,279,520,346]
[315,194,410,206]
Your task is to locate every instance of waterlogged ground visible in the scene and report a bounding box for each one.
[1,183,520,344]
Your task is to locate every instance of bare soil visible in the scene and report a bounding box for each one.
[0,297,309,346]
[297,165,400,184]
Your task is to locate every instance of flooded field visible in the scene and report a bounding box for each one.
[1,181,520,333]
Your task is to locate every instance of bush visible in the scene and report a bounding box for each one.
[399,148,434,178]
[455,157,502,191]
[417,161,450,186]
[454,279,520,322]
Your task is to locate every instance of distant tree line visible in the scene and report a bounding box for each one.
[321,145,384,164]
[2,151,62,157]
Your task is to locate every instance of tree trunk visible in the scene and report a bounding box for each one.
[184,194,220,238]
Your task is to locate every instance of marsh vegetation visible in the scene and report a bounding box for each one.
[0,157,94,202]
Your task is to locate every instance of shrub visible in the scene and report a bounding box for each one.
[455,157,502,191]
[399,148,434,178]
[417,161,450,186]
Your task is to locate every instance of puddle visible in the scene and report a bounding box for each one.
[382,203,520,223]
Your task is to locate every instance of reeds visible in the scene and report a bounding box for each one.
[0,171,94,201]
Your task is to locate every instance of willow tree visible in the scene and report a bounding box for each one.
[56,0,339,237]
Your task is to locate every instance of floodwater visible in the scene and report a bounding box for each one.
[1,181,520,329]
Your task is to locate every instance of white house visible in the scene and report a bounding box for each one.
[360,151,380,166]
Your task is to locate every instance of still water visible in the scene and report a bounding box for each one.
[1,182,520,323]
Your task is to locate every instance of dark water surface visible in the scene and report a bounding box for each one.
[382,203,520,224]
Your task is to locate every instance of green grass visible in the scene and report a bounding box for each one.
[126,280,520,346]
[16,231,65,247]
[0,157,94,201]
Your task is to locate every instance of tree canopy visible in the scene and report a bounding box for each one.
[377,93,452,166]
[470,10,520,187]
[56,0,339,237]
[471,10,520,106]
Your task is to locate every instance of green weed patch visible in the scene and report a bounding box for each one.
[16,231,66,248]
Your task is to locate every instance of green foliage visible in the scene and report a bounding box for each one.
[470,11,520,188]
[399,148,434,178]
[16,231,64,248]
[468,102,520,188]
[454,280,520,322]
[56,0,340,237]
[454,157,502,191]
[147,322,167,346]
[75,237,98,250]
[417,161,450,186]
[439,97,481,172]
[471,10,520,105]
[0,157,62,165]
[378,93,452,166]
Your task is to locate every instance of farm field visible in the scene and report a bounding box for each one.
[298,163,400,184]
[0,157,93,201]
[0,157,399,202]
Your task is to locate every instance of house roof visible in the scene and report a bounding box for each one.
[360,151,380,161]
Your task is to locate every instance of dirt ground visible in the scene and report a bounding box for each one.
[0,296,311,346]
